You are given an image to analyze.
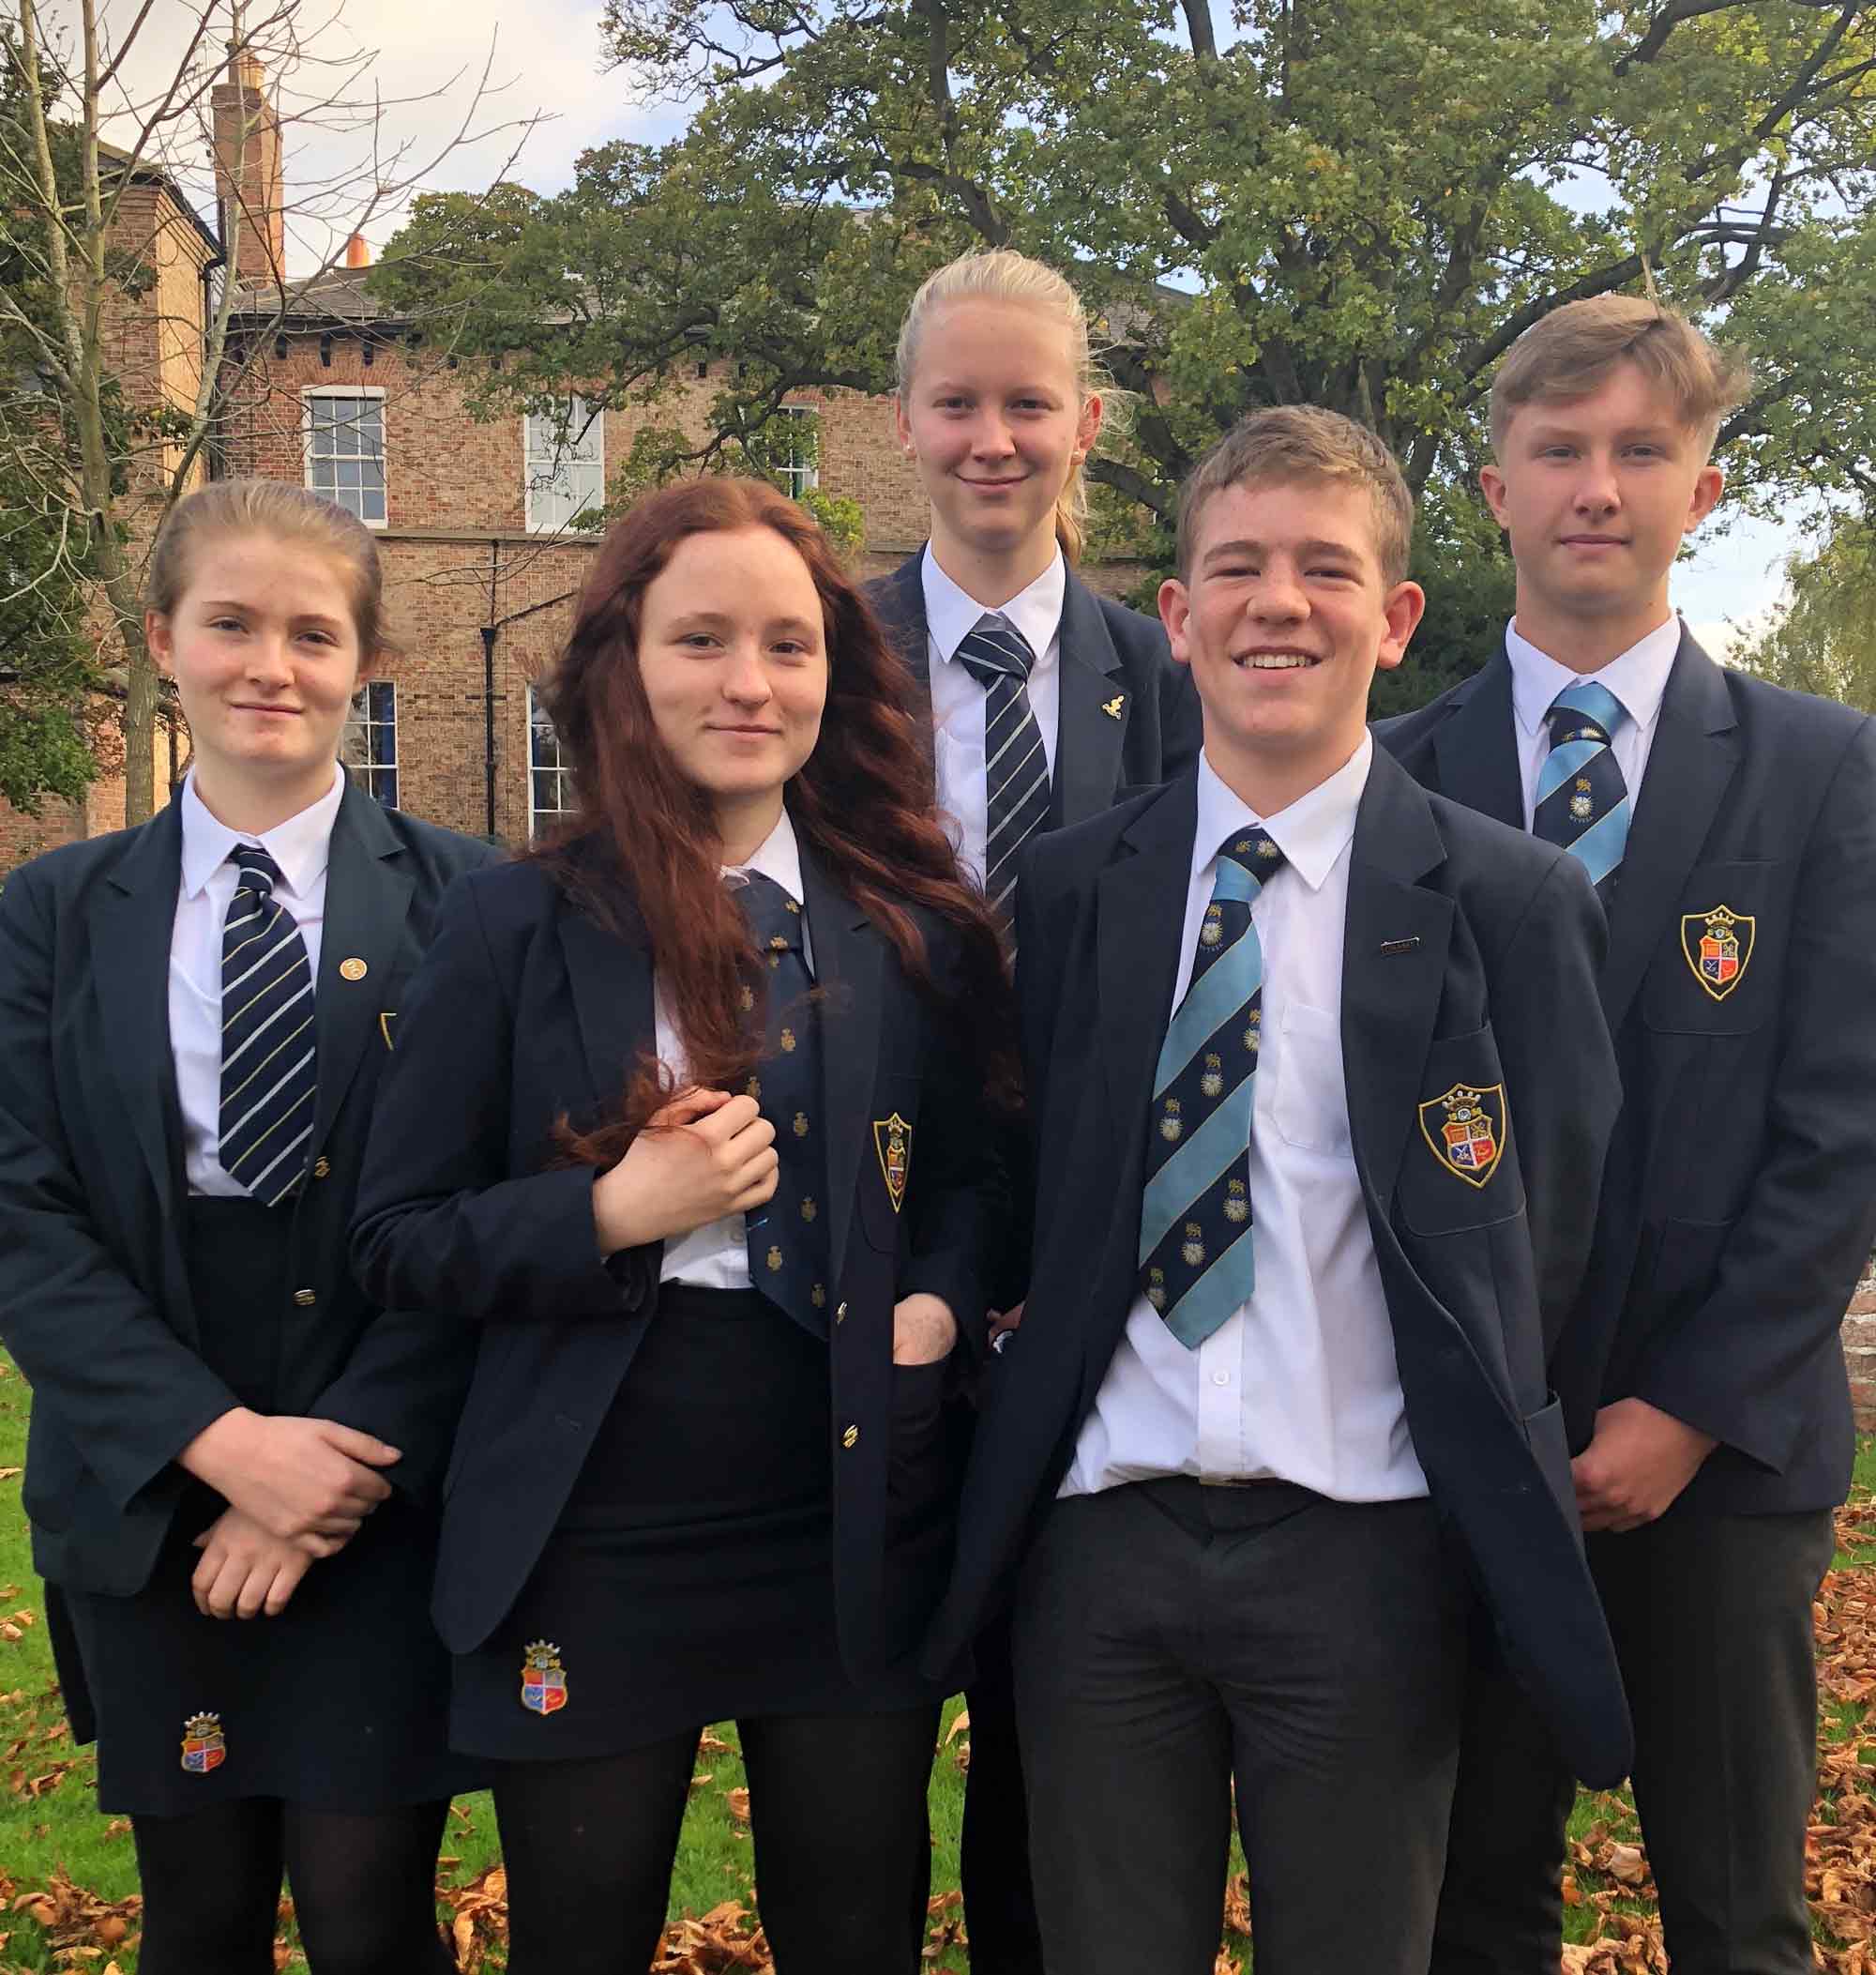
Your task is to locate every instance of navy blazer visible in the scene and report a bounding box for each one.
[866,550,1202,821]
[1378,631,1876,1515]
[350,838,1005,1678]
[925,749,1633,1787]
[0,783,498,1597]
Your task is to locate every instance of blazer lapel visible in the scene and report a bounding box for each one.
[1598,630,1740,1033]
[91,803,187,1219]
[800,844,883,1290]
[1342,753,1456,1210]
[1052,570,1128,828]
[1096,778,1198,1193]
[556,864,655,1115]
[1430,651,1524,829]
[310,783,414,1160]
[873,553,935,767]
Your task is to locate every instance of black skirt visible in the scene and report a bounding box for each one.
[48,1196,481,1816]
[450,1284,952,1760]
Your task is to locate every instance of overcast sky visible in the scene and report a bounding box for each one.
[76,0,1801,645]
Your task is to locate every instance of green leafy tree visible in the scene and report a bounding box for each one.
[1734,509,1876,710]
[374,0,1876,591]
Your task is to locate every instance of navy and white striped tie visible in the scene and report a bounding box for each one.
[955,615,1051,927]
[1138,829,1284,1348]
[218,846,317,1206]
[1533,681,1630,895]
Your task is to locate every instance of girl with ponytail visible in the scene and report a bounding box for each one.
[869,251,1201,1974]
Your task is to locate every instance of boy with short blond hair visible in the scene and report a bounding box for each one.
[925,404,1630,1975]
[1382,296,1876,1975]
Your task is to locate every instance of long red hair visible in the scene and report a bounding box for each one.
[537,477,1014,1162]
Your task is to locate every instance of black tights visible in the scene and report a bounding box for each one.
[130,1797,455,1975]
[494,1705,941,1975]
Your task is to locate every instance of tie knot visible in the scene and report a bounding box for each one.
[1216,828,1285,887]
[735,871,804,955]
[1546,681,1626,747]
[955,616,1036,689]
[229,844,282,898]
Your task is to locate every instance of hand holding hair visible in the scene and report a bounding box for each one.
[592,1087,779,1255]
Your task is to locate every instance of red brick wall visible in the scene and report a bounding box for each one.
[1847,1266,1876,1432]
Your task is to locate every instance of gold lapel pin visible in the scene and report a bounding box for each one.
[1101,694,1126,720]
[339,957,368,982]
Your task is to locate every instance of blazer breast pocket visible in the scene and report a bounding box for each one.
[1397,1025,1528,1237]
[1642,860,1784,1038]
[858,1074,922,1253]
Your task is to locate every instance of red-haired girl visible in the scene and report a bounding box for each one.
[352,477,1011,1974]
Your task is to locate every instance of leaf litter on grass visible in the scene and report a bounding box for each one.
[15,1498,1876,1972]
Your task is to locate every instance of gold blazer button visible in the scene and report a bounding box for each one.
[841,1425,859,1450]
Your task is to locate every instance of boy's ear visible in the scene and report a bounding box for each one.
[1157,576,1192,662]
[1375,581,1427,674]
[1686,461,1724,533]
[1479,463,1510,530]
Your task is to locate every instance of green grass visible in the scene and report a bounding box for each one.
[0,1354,974,1971]
[5,1357,1870,1972]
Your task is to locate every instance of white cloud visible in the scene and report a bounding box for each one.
[51,0,680,269]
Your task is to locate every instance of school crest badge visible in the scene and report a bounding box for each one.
[1680,904,1754,1002]
[873,1113,912,1214]
[1417,1084,1506,1190]
[521,1640,567,1716]
[180,1712,226,1774]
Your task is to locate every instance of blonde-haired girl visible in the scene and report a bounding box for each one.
[869,249,1201,1974]
[0,480,493,1973]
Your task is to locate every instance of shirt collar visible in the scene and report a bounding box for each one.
[1505,614,1682,739]
[723,805,805,906]
[179,765,345,903]
[1192,732,1372,896]
[920,542,1066,673]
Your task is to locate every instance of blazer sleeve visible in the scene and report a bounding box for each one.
[898,928,1010,1360]
[1630,721,1876,1469]
[0,865,241,1511]
[1491,853,1621,1353]
[350,874,656,1327]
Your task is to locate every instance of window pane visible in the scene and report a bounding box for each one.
[377,768,398,809]
[360,488,386,524]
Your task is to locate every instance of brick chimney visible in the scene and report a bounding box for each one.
[345,233,370,269]
[211,48,283,285]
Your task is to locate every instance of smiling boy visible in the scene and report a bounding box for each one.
[1381,296,1876,1975]
[924,407,1630,1975]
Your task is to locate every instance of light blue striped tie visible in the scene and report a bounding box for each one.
[1534,680,1629,893]
[1137,830,1282,1348]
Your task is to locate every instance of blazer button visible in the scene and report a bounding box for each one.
[311,1156,332,1180]
[835,1300,848,1324]
[841,1424,859,1450]
[293,1288,317,1307]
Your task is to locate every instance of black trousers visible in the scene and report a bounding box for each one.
[1430,1505,1836,1975]
[960,1611,1045,1975]
[1013,1480,1465,1975]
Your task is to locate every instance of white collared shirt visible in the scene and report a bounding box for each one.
[1061,733,1428,1503]
[1504,615,1681,827]
[657,808,815,1287]
[922,544,1067,888]
[171,766,345,1197]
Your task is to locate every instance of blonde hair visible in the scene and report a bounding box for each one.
[1490,296,1752,460]
[895,250,1107,565]
[1175,405,1415,585]
[145,479,398,660]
